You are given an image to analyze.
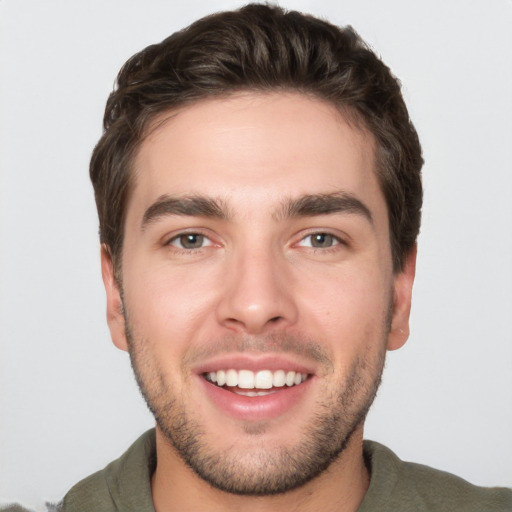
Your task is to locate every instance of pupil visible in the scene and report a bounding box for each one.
[181,234,203,248]
[313,234,332,247]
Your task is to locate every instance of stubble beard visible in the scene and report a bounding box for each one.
[125,315,389,496]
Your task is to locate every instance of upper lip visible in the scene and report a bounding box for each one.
[191,353,317,376]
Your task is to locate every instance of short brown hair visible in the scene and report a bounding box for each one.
[90,3,423,274]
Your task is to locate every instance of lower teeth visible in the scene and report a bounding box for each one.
[233,389,277,397]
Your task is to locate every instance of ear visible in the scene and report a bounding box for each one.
[387,245,417,351]
[101,245,129,352]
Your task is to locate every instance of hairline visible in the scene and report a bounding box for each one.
[110,88,399,281]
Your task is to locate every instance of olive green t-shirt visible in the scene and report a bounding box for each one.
[22,429,512,511]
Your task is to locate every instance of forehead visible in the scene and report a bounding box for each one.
[128,92,385,224]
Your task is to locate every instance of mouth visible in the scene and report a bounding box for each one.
[203,369,310,396]
[194,355,316,421]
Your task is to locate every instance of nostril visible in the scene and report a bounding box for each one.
[269,316,282,323]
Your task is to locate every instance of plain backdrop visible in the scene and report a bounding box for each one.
[1,0,511,509]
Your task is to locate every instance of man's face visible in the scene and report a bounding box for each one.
[102,92,414,494]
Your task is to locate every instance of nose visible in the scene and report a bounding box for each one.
[216,246,298,334]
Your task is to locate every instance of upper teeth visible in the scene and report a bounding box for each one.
[205,369,308,389]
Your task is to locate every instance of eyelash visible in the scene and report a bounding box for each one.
[166,231,214,252]
[164,230,346,254]
[295,232,346,252]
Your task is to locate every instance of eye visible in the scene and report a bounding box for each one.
[297,233,341,249]
[168,233,212,250]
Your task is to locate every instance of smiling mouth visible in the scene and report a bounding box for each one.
[203,369,310,396]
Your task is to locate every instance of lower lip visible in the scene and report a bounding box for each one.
[197,375,313,422]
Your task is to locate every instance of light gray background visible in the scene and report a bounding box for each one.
[1,0,511,509]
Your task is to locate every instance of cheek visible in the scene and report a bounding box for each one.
[295,265,391,351]
[297,264,390,318]
[122,258,221,342]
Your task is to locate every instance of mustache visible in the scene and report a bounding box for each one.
[121,300,335,372]
[180,332,334,370]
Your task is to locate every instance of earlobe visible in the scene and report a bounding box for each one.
[100,245,129,352]
[387,246,417,351]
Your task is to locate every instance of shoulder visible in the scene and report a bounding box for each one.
[0,506,34,512]
[60,429,156,512]
[59,467,113,512]
[360,440,512,512]
[0,504,60,512]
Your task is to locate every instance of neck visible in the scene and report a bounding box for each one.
[151,425,370,512]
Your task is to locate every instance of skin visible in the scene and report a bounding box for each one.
[101,92,416,512]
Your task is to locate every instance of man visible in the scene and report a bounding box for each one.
[20,3,512,511]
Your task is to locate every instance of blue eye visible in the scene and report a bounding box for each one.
[169,233,212,249]
[298,233,341,248]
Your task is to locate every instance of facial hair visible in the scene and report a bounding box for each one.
[124,309,390,496]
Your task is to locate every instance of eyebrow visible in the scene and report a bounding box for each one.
[141,191,373,230]
[141,195,229,229]
[276,192,373,224]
